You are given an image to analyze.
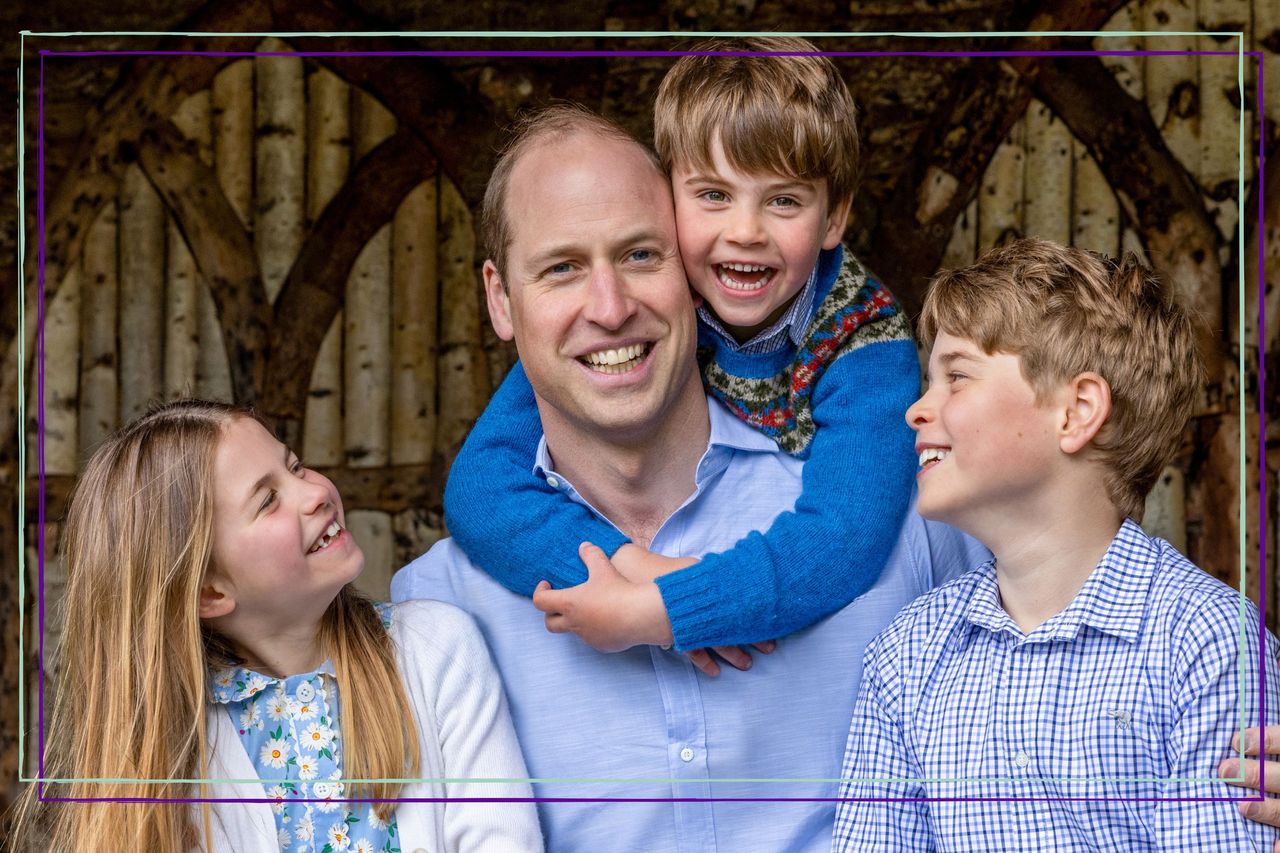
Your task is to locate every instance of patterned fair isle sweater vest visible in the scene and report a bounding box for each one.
[698,247,912,456]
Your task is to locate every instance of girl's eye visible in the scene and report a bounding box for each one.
[260,490,278,513]
[290,457,305,476]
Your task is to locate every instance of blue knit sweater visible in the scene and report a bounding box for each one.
[443,245,918,650]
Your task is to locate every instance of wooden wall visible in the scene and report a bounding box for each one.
[23,11,1280,673]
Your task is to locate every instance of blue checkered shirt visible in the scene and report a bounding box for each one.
[832,519,1280,852]
[696,262,818,354]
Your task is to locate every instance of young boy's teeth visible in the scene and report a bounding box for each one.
[582,343,648,374]
[716,263,773,291]
[918,448,949,468]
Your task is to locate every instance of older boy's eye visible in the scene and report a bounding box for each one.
[699,190,728,203]
[771,195,799,208]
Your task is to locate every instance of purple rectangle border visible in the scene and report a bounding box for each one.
[28,43,1269,806]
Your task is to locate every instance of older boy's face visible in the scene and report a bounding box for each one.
[905,332,1063,533]
[483,131,699,444]
[670,136,849,341]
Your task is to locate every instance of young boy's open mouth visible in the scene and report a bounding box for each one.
[716,262,775,292]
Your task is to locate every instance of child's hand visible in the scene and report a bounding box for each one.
[532,543,675,651]
[611,543,696,583]
[683,640,778,678]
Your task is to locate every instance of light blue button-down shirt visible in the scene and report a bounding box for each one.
[392,396,987,853]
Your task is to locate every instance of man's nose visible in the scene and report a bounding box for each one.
[582,265,634,329]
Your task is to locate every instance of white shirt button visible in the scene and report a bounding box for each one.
[545,475,561,489]
[296,681,315,702]
[1013,750,1031,768]
[680,747,695,762]
[661,643,672,651]
[312,782,332,798]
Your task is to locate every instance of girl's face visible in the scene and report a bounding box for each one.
[207,418,363,631]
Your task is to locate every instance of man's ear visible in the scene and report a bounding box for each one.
[821,195,853,251]
[198,573,236,621]
[483,259,515,342]
[1058,372,1111,455]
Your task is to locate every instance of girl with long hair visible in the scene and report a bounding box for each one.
[11,400,541,852]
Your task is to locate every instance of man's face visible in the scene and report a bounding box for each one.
[484,131,700,444]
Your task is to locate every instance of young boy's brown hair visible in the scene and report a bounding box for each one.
[653,36,860,211]
[918,237,1202,520]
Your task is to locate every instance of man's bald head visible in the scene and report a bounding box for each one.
[481,104,665,288]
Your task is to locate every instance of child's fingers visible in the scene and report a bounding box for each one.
[712,645,752,671]
[685,648,721,677]
[543,612,569,634]
[532,582,567,616]
[752,640,777,654]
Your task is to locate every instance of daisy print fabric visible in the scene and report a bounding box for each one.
[208,604,400,853]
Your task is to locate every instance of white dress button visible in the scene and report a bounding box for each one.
[296,681,316,702]
[545,475,560,489]
[680,747,695,762]
[1013,750,1031,768]
[312,782,332,798]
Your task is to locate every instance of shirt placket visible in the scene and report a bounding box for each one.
[649,645,716,852]
[1004,638,1057,850]
[293,675,322,852]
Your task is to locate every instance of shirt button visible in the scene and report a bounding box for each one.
[680,747,695,762]
[545,475,560,489]
[313,782,331,798]
[1013,751,1031,768]
[296,681,316,702]
[661,643,672,651]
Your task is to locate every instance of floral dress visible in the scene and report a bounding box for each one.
[207,605,400,853]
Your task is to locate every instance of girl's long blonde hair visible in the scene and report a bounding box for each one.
[10,400,419,851]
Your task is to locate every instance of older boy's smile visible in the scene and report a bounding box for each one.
[916,445,950,471]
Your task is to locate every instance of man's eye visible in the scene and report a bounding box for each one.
[628,249,655,263]
[548,262,573,275]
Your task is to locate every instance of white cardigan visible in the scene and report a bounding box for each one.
[193,599,543,852]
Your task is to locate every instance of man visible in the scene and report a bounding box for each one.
[391,106,985,852]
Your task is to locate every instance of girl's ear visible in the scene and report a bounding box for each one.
[198,574,236,620]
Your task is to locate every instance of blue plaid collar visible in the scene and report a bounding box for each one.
[963,519,1156,646]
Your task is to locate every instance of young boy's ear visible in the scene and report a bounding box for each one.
[198,574,236,620]
[821,194,853,251]
[1058,372,1111,455]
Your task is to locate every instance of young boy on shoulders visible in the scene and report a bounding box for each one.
[445,38,923,667]
[832,238,1279,851]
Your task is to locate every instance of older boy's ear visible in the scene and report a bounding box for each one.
[1058,372,1111,455]
[198,575,236,620]
[821,195,853,251]
[483,259,515,341]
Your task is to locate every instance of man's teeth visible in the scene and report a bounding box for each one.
[716,263,773,291]
[582,343,648,374]
[918,448,949,467]
[308,520,344,554]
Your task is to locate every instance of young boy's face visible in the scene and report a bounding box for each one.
[670,136,849,341]
[906,331,1064,534]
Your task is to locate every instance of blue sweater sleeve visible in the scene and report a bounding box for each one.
[442,361,630,596]
[655,338,919,650]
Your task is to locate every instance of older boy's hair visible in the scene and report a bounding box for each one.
[918,238,1202,521]
[654,36,860,209]
[482,103,661,286]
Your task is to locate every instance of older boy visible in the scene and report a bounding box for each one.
[446,38,920,664]
[832,239,1279,851]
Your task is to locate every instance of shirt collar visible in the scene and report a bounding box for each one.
[207,658,337,705]
[532,395,780,507]
[962,519,1157,646]
[696,259,821,354]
